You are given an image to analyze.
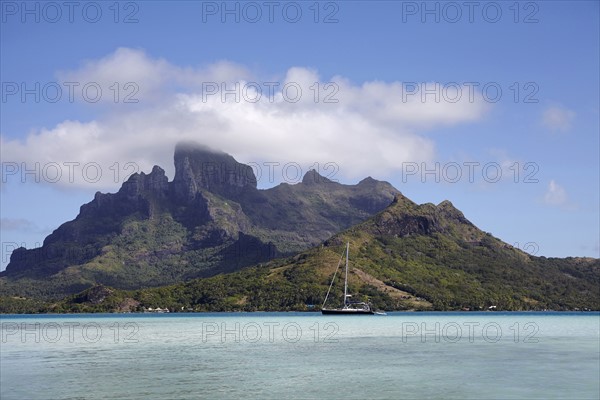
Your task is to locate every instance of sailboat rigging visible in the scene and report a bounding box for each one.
[321,242,384,315]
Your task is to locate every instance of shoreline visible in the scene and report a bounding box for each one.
[2,309,599,317]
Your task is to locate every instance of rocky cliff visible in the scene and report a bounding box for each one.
[1,142,400,298]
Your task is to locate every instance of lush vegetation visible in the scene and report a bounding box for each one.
[2,196,598,314]
[1,145,399,298]
[1,145,597,313]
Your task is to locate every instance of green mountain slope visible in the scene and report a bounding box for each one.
[16,194,597,313]
[0,143,399,299]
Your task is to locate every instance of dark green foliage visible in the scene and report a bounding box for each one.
[1,145,598,313]
[1,144,398,298]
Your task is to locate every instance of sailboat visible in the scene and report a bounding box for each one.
[321,242,381,315]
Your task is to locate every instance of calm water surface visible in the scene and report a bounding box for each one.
[1,312,598,399]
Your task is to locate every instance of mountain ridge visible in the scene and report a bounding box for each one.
[8,193,598,313]
[0,142,400,298]
[2,143,597,312]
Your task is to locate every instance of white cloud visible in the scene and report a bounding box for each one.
[542,106,575,132]
[544,179,568,206]
[57,47,251,104]
[1,48,489,191]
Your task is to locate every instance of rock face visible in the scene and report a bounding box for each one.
[365,196,477,238]
[302,169,333,185]
[172,143,257,201]
[50,190,600,313]
[122,165,170,198]
[72,285,114,305]
[1,142,401,298]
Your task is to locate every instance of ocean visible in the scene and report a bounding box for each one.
[1,312,598,399]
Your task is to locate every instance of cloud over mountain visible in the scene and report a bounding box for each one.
[1,48,488,190]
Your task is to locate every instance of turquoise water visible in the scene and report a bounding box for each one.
[1,312,598,399]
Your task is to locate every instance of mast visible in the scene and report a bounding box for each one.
[343,242,349,308]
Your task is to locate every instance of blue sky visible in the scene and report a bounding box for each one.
[1,0,599,268]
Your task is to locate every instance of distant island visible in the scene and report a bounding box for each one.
[1,142,598,313]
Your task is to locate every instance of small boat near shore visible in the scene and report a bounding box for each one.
[321,242,384,315]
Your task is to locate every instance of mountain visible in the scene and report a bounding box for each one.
[0,143,399,298]
[25,193,600,313]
